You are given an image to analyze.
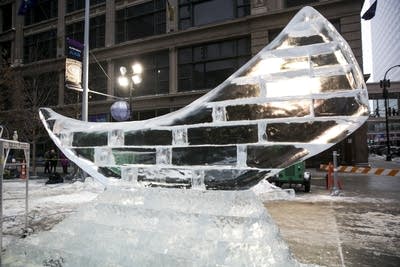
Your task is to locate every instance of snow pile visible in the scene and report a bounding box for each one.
[252,179,296,201]
[3,186,309,266]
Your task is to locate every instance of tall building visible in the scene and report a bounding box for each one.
[0,0,367,165]
[362,0,400,82]
[362,0,400,155]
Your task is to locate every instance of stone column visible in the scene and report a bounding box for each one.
[107,59,115,98]
[353,123,369,166]
[169,47,177,94]
[57,0,66,107]
[14,0,24,65]
[10,2,16,63]
[251,31,268,55]
[105,0,115,47]
[59,71,65,105]
[56,0,65,57]
[275,0,284,10]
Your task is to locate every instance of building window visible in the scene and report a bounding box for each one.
[24,30,57,63]
[115,0,166,43]
[1,3,12,32]
[25,0,58,26]
[89,113,108,122]
[178,37,251,92]
[89,62,108,101]
[66,0,105,13]
[285,0,318,8]
[66,15,105,49]
[370,99,399,118]
[179,0,250,30]
[114,50,169,97]
[131,108,171,121]
[367,120,400,147]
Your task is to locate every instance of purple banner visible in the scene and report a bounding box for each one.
[66,37,84,61]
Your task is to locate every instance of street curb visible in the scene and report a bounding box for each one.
[319,164,400,177]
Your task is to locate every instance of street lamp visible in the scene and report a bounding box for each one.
[380,64,400,161]
[118,63,143,120]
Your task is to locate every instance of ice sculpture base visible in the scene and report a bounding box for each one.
[3,187,309,266]
[252,179,296,201]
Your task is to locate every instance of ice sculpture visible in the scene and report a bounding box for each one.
[3,187,304,266]
[39,7,369,189]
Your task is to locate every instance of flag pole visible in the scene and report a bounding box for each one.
[82,0,90,121]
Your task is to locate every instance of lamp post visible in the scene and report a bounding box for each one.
[117,63,143,120]
[380,64,400,161]
[82,0,90,122]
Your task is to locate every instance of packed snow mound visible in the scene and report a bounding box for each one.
[252,179,296,201]
[3,186,312,266]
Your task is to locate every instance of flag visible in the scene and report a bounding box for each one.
[362,0,377,20]
[18,0,37,16]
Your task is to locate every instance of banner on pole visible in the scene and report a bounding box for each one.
[65,38,84,89]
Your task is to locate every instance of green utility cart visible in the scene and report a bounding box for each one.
[269,161,311,192]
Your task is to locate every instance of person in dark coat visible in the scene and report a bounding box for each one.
[44,150,51,174]
[49,149,58,173]
[60,153,69,174]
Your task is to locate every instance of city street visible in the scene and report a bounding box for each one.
[265,170,400,267]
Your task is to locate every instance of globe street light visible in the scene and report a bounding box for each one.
[380,64,400,161]
[118,63,143,120]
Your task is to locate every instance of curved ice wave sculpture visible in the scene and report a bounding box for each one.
[40,6,369,190]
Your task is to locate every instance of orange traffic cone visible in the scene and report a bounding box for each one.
[21,160,27,179]
[327,162,334,189]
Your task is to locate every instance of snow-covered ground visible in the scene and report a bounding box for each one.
[2,154,399,261]
[2,176,296,251]
[2,178,105,248]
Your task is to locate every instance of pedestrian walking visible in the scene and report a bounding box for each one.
[44,150,51,174]
[49,149,58,173]
[60,153,69,174]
